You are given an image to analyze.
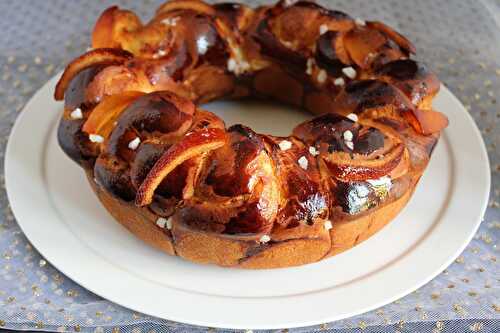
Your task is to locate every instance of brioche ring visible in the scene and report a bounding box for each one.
[55,0,448,268]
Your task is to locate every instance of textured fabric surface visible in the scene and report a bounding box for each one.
[0,0,499,332]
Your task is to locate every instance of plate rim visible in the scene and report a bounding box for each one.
[4,75,490,329]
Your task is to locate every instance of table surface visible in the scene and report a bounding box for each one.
[0,1,498,332]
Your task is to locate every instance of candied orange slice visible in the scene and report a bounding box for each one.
[82,91,144,138]
[54,48,132,101]
[136,127,227,206]
[92,6,142,49]
[156,0,215,16]
[411,109,449,135]
[344,28,386,69]
[324,143,405,182]
[367,21,416,54]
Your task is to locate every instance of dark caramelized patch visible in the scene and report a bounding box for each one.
[292,1,351,21]
[376,59,418,80]
[254,18,306,68]
[214,3,244,28]
[375,117,408,131]
[345,79,376,94]
[94,154,136,201]
[264,136,329,227]
[315,31,345,76]
[159,161,192,198]
[225,201,272,234]
[344,79,415,113]
[57,119,89,164]
[64,66,102,110]
[354,127,385,154]
[334,179,391,215]
[107,92,193,157]
[293,113,357,149]
[148,196,177,217]
[190,14,229,67]
[206,125,264,197]
[278,188,328,227]
[130,142,166,189]
[376,59,440,104]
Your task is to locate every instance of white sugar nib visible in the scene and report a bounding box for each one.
[278,140,292,151]
[298,156,309,170]
[89,134,104,143]
[128,137,141,150]
[259,235,271,243]
[342,66,357,79]
[346,113,358,122]
[70,107,83,120]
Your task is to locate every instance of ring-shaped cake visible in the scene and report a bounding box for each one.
[54,0,448,268]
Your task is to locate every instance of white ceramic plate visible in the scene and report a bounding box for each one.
[5,75,490,330]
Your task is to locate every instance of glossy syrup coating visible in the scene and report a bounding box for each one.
[55,0,448,241]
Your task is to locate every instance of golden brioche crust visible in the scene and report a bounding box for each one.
[88,170,417,268]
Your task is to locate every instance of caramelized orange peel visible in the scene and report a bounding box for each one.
[366,21,416,54]
[54,48,132,101]
[156,0,215,16]
[82,91,145,138]
[343,27,389,69]
[136,127,227,206]
[323,143,405,182]
[92,6,142,49]
[410,108,449,135]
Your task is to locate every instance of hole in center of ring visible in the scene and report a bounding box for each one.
[202,99,312,137]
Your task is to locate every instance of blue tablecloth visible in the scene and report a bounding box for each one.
[0,1,498,332]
